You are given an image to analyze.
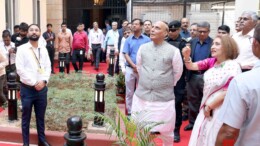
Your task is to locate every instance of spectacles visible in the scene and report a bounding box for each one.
[169,29,178,32]
[239,17,250,21]
[198,30,209,34]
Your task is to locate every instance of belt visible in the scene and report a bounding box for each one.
[107,45,114,47]
[21,83,35,89]
[75,48,84,50]
[92,44,101,46]
[192,71,204,75]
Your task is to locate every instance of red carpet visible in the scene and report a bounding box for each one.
[53,61,108,75]
[0,61,192,146]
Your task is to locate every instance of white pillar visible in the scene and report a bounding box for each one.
[235,0,260,18]
[126,0,132,21]
[0,0,6,38]
[40,0,47,33]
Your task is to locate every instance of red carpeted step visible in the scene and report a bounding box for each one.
[53,61,108,75]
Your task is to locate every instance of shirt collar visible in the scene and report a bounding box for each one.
[196,37,211,44]
[238,28,254,37]
[130,34,145,39]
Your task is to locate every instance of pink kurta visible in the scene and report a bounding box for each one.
[189,58,241,146]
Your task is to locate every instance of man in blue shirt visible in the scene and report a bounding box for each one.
[184,21,213,131]
[180,18,191,39]
[123,18,150,116]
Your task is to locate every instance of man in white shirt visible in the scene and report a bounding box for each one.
[0,30,16,75]
[119,27,132,74]
[103,21,119,72]
[232,11,258,72]
[88,22,104,70]
[0,31,9,107]
[216,24,260,146]
[16,24,51,146]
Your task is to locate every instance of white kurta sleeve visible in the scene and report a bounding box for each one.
[172,49,183,86]
[136,46,142,73]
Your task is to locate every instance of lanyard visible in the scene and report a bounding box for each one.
[30,48,41,69]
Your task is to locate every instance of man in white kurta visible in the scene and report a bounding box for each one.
[132,21,183,146]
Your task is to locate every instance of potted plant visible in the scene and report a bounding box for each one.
[115,71,125,95]
[101,108,164,146]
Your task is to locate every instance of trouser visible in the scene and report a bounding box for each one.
[92,44,101,68]
[47,46,55,72]
[187,74,204,125]
[20,85,48,144]
[58,52,70,73]
[0,75,7,105]
[72,49,85,72]
[125,66,138,114]
[174,90,185,129]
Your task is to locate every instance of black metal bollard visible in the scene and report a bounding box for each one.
[7,72,19,121]
[108,49,115,76]
[59,53,66,73]
[64,116,86,146]
[93,73,106,127]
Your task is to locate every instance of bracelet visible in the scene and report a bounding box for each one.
[183,57,191,63]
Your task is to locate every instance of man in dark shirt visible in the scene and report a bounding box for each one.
[11,22,29,49]
[11,25,20,42]
[184,21,213,131]
[43,24,56,74]
[166,20,187,143]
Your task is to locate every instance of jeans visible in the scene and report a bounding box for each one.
[20,85,48,144]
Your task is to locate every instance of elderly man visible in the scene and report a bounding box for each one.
[232,11,258,72]
[180,18,191,39]
[216,24,260,146]
[132,21,183,146]
[184,21,213,131]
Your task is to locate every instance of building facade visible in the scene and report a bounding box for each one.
[0,0,259,39]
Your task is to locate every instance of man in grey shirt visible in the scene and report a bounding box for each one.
[216,23,260,146]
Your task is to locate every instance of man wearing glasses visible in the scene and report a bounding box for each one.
[232,11,258,72]
[183,21,213,131]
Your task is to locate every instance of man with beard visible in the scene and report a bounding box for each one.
[16,24,51,146]
[180,18,191,39]
[166,20,187,143]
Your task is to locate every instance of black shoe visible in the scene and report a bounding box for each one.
[38,141,51,146]
[184,124,193,131]
[51,71,55,74]
[23,144,29,146]
[182,114,188,121]
[174,128,180,143]
[95,67,99,71]
[91,61,94,66]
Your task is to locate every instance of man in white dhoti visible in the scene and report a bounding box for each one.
[132,21,183,146]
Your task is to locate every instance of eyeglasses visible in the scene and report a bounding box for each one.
[169,29,178,32]
[198,30,209,34]
[239,17,250,21]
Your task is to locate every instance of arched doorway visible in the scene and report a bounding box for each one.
[63,0,127,33]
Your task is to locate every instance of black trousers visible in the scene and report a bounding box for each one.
[58,52,70,73]
[46,46,55,72]
[187,74,204,125]
[174,90,185,129]
[21,85,48,144]
[72,49,85,72]
[92,44,101,68]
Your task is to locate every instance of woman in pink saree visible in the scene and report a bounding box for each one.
[182,36,241,146]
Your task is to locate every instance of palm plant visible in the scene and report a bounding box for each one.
[101,107,164,146]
